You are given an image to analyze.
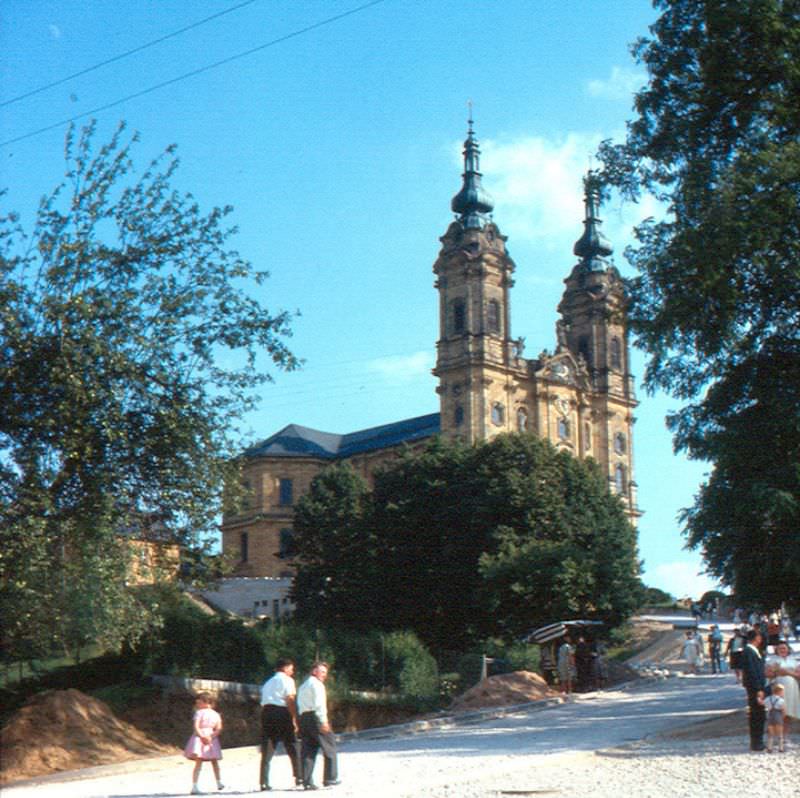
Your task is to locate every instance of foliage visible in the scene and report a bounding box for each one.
[381,631,439,698]
[292,434,641,652]
[128,592,439,699]
[132,590,266,682]
[0,122,297,663]
[639,584,675,607]
[598,0,800,604]
[289,463,372,628]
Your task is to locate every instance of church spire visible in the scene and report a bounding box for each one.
[451,113,494,230]
[573,170,613,272]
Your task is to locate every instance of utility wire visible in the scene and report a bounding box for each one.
[0,0,387,149]
[1,0,259,109]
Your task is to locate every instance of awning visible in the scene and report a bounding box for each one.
[526,619,604,644]
[527,622,568,643]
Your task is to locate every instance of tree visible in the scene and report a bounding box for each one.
[477,441,642,638]
[290,463,373,628]
[291,434,641,652]
[598,0,800,604]
[0,122,297,663]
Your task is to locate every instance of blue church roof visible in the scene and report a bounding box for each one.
[244,412,441,460]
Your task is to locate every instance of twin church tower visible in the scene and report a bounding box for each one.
[222,121,640,578]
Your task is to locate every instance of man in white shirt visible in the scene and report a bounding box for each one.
[297,662,339,790]
[259,657,301,790]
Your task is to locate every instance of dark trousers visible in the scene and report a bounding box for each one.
[299,711,338,786]
[710,647,721,674]
[260,704,300,787]
[746,688,766,749]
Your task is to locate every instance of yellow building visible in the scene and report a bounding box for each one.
[222,121,640,578]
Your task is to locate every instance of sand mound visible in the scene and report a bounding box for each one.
[0,688,177,785]
[450,670,558,711]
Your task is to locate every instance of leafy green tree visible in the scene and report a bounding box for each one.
[367,437,490,650]
[0,122,297,663]
[640,584,675,607]
[598,0,800,604]
[478,442,642,637]
[290,463,373,628]
[292,434,641,651]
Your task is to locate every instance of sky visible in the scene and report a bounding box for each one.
[1,0,719,599]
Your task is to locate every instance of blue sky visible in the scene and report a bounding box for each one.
[1,0,718,599]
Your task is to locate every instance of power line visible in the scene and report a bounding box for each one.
[0,0,388,149]
[1,0,259,109]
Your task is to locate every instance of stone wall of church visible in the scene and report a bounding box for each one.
[223,440,433,577]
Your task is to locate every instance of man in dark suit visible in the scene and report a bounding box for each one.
[741,628,770,751]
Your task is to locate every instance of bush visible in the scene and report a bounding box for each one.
[129,592,266,682]
[382,631,439,698]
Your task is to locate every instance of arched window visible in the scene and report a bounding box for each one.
[558,417,570,440]
[610,337,622,370]
[584,422,592,447]
[615,464,627,494]
[487,299,501,334]
[614,432,627,454]
[517,407,528,432]
[452,299,466,334]
[454,405,464,426]
[491,402,505,426]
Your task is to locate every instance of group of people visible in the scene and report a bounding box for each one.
[182,659,339,793]
[551,635,607,695]
[679,605,800,754]
[739,626,799,753]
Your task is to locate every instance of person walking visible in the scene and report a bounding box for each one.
[742,628,770,751]
[680,629,703,674]
[183,692,224,794]
[259,657,302,791]
[726,627,746,683]
[708,625,723,674]
[297,662,339,790]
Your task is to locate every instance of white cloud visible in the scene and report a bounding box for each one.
[48,24,62,39]
[587,66,645,101]
[479,132,597,246]
[367,350,433,384]
[451,133,665,272]
[645,560,724,600]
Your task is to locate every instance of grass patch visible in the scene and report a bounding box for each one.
[1,645,105,687]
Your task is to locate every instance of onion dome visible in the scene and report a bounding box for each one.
[451,116,494,229]
[573,170,613,272]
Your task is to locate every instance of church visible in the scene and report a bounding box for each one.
[221,121,640,580]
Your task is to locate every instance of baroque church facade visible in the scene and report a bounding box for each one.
[221,122,639,578]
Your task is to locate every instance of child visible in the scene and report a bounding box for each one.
[184,692,224,793]
[764,683,786,753]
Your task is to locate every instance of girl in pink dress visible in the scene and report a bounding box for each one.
[183,692,224,794]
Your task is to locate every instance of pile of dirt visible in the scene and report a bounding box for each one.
[449,670,558,711]
[0,689,178,785]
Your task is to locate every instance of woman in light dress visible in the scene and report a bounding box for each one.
[680,630,703,674]
[766,640,800,744]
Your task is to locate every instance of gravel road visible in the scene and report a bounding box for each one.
[5,674,797,798]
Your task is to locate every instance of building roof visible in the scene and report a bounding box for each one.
[244,412,441,460]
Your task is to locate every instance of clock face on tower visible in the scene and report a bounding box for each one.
[549,360,570,382]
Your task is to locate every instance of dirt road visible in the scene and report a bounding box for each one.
[4,673,766,798]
